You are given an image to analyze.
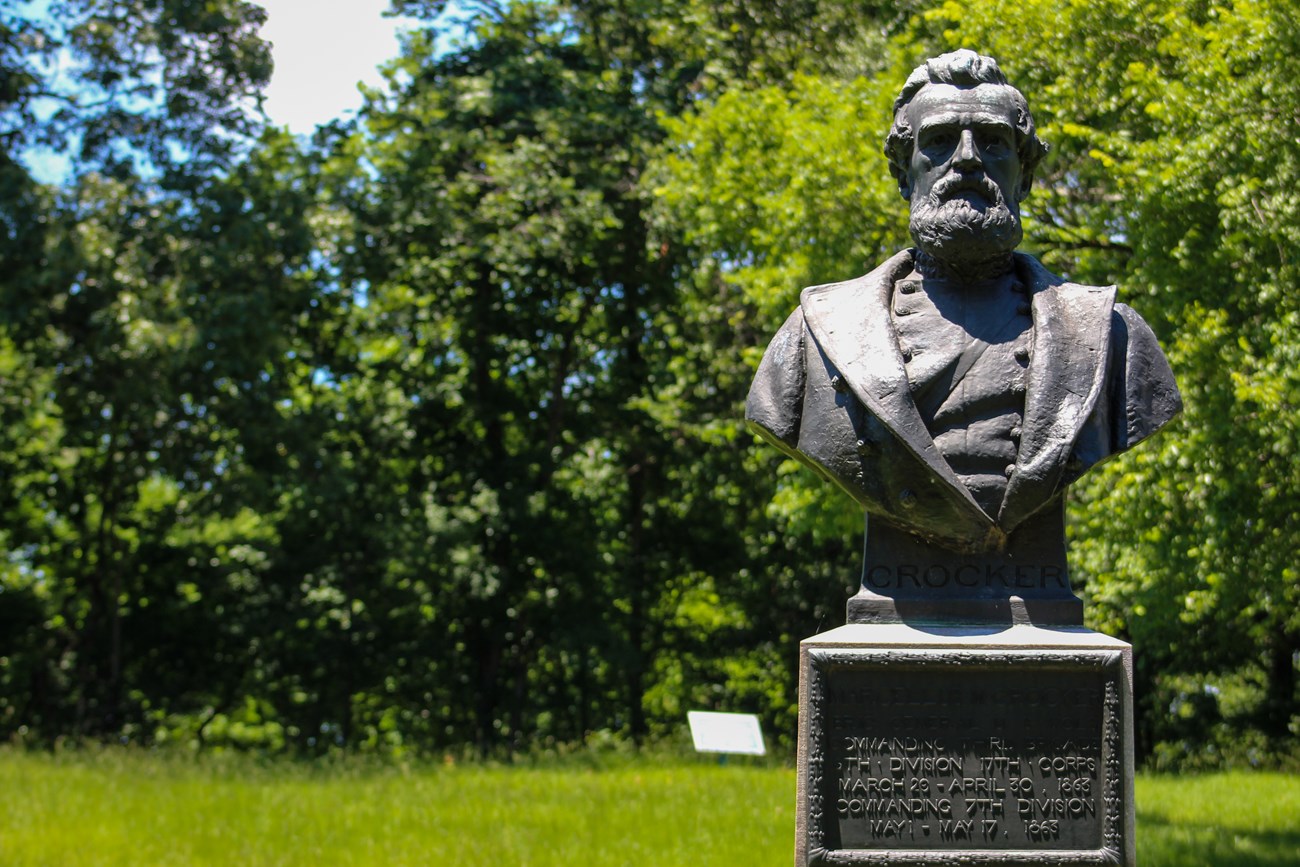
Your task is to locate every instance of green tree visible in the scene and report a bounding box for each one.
[655,0,1298,763]
[319,0,887,752]
[0,0,298,740]
[2,0,271,183]
[914,0,1299,764]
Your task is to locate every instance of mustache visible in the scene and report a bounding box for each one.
[931,174,1005,206]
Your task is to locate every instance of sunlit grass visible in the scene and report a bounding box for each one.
[0,749,1295,866]
[0,749,792,867]
[1137,771,1300,866]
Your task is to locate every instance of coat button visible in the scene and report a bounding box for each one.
[901,347,914,362]
[1014,347,1030,364]
[898,281,919,295]
[856,438,873,456]
[1004,464,1016,479]
[899,489,918,509]
[1010,425,1022,444]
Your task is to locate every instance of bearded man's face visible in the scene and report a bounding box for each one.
[902,83,1028,267]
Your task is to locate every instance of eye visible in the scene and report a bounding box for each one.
[978,130,1014,151]
[922,131,957,151]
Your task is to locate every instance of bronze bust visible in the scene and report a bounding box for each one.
[746,50,1181,625]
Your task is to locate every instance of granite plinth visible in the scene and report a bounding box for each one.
[795,624,1135,867]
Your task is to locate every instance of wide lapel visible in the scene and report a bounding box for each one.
[800,250,991,524]
[998,254,1115,532]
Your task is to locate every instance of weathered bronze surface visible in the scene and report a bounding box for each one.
[746,50,1181,626]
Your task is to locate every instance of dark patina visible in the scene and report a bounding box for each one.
[747,50,1181,626]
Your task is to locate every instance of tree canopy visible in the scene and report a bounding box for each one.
[0,0,1294,766]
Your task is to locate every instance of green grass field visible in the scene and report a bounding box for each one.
[0,750,1295,866]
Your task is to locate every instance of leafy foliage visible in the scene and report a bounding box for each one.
[920,0,1300,758]
[656,0,1299,761]
[0,0,1294,764]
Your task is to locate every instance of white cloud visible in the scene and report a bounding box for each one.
[256,0,415,133]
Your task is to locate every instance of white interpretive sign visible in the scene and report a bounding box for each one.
[687,710,766,756]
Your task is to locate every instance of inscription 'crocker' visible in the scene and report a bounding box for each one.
[862,563,1068,590]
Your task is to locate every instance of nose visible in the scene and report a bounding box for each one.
[953,129,981,169]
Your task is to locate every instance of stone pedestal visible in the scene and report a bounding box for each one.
[795,624,1135,866]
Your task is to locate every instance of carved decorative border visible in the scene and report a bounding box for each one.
[1102,681,1122,855]
[803,648,1126,867]
[808,655,828,852]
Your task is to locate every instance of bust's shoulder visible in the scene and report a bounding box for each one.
[799,250,915,310]
[1012,254,1164,334]
[1013,252,1115,296]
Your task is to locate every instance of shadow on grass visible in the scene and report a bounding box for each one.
[1137,810,1300,867]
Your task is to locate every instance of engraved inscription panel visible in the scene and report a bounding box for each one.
[823,663,1107,852]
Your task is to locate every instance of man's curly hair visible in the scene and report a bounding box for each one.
[884,50,1049,200]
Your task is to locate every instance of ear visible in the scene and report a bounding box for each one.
[1016,171,1034,202]
[897,173,913,202]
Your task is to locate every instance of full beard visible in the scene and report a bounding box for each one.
[909,178,1022,275]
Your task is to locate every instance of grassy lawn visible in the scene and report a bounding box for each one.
[1137,772,1300,866]
[0,750,1295,866]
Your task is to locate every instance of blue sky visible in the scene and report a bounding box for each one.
[19,1,422,182]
